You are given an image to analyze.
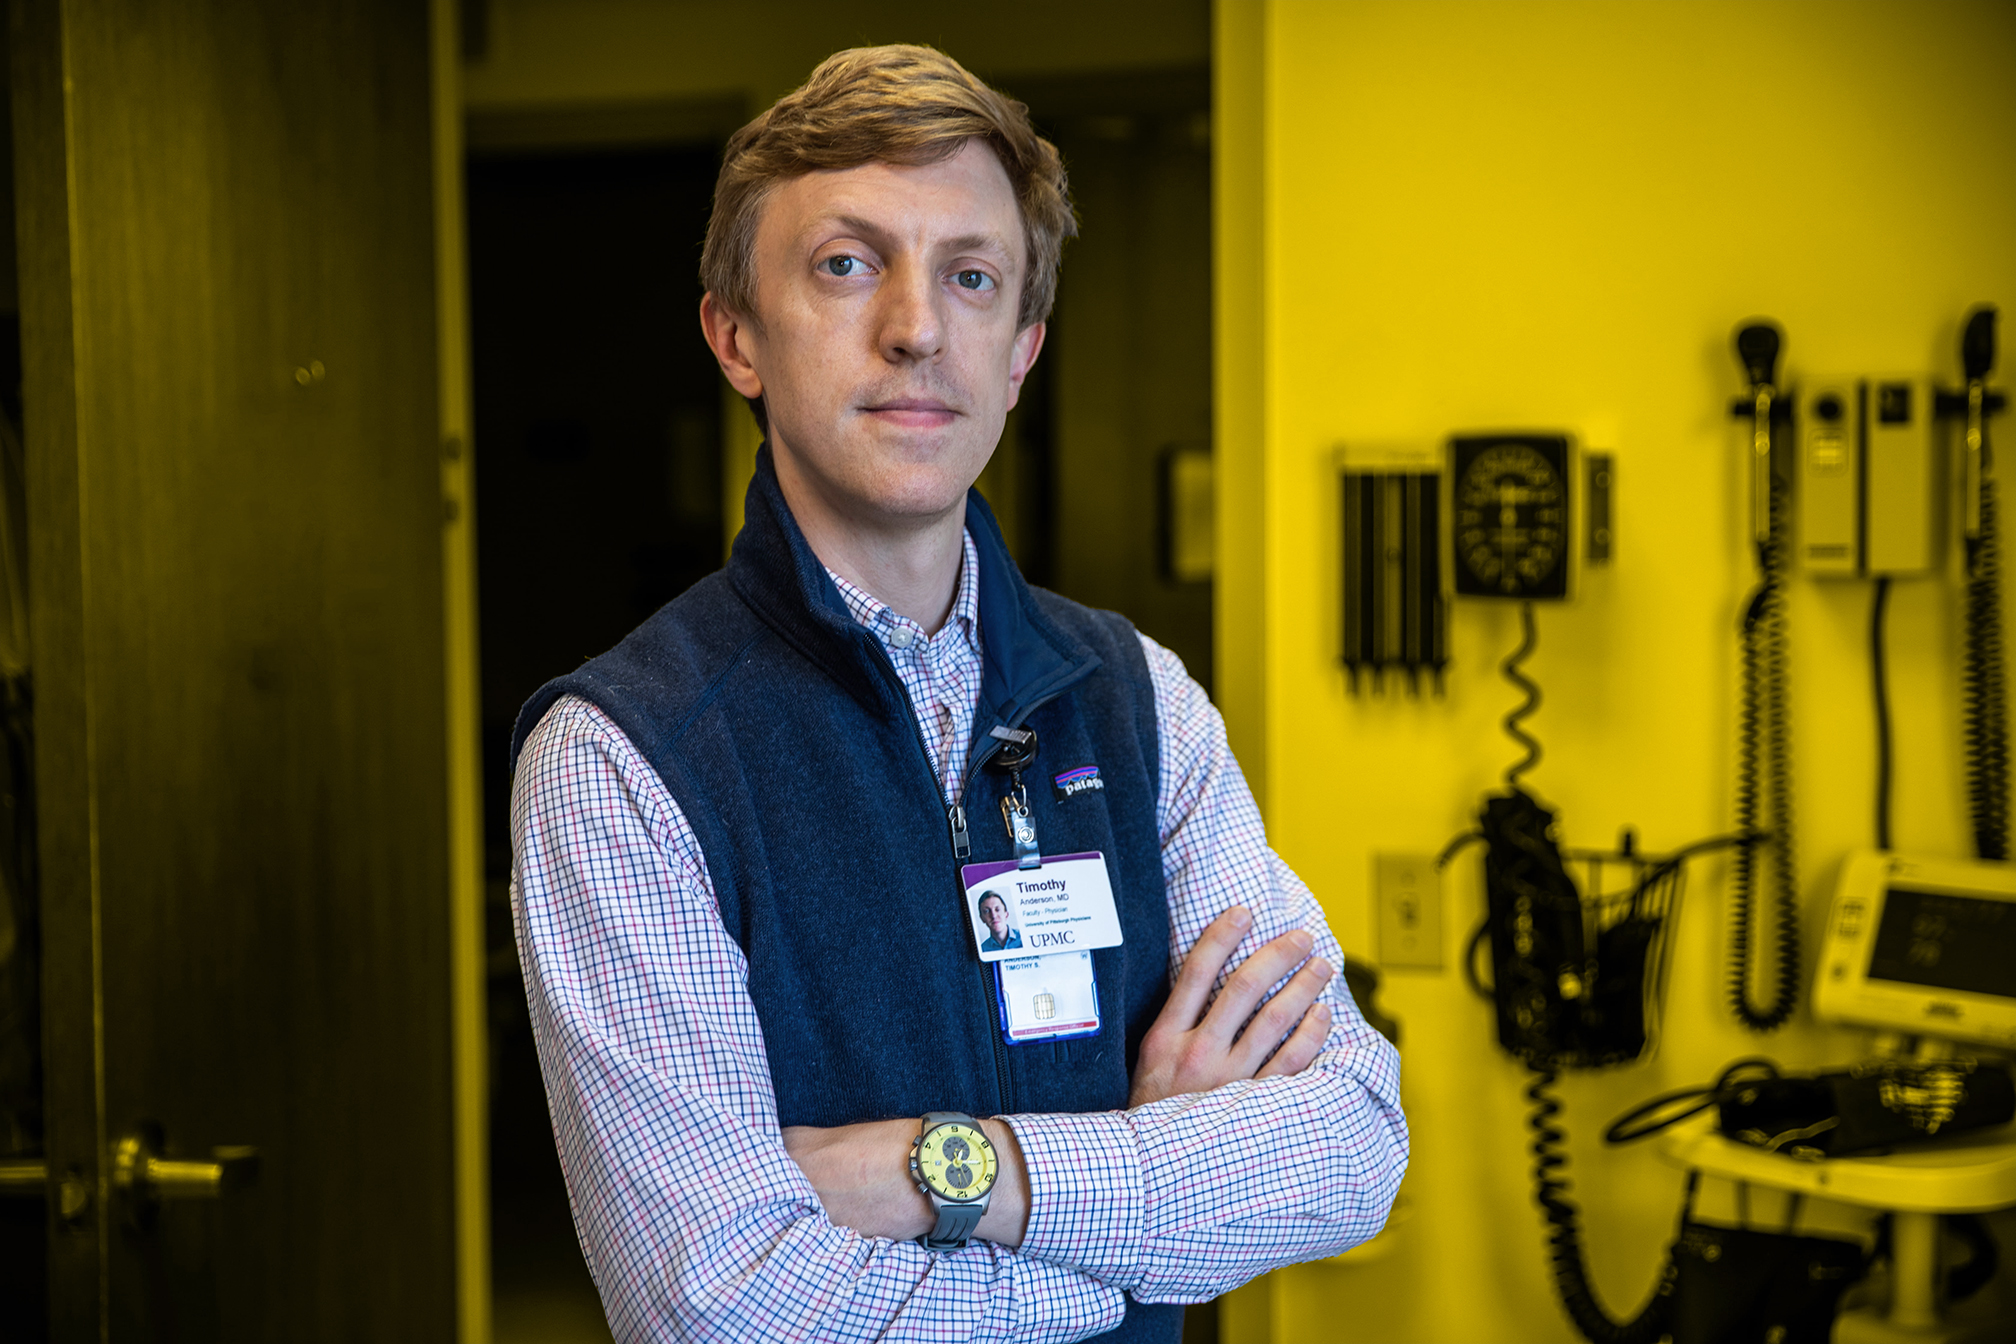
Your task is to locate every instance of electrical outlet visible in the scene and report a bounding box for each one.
[1374,853,1442,970]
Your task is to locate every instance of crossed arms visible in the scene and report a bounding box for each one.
[512,645,1407,1342]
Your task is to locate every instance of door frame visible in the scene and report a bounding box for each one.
[432,0,492,1339]
[12,0,489,1335]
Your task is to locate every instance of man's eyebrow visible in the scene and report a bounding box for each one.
[821,214,1017,265]
[939,233,1017,265]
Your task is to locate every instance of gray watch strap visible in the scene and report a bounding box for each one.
[923,1199,985,1251]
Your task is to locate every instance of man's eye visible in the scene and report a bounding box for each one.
[822,256,860,277]
[954,270,994,292]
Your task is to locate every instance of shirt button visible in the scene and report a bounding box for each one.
[888,627,914,649]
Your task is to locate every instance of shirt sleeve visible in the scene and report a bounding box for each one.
[512,695,1127,1344]
[1002,635,1410,1303]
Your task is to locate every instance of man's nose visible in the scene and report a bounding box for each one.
[875,260,945,363]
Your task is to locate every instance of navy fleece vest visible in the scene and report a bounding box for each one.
[513,450,1182,1343]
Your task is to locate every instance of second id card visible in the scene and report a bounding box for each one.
[960,851,1123,963]
[994,951,1101,1043]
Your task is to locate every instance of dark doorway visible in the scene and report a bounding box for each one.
[469,145,725,850]
[468,144,724,1341]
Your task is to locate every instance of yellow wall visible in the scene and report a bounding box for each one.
[1217,2,2016,1340]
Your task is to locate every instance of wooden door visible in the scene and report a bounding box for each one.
[14,0,461,1336]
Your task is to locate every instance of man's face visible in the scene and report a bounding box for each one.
[705,140,1046,533]
[979,895,1010,941]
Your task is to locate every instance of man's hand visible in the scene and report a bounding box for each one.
[783,1116,1030,1248]
[1128,906,1335,1108]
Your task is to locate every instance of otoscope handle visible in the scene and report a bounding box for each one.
[1963,307,2000,542]
[1735,320,1785,550]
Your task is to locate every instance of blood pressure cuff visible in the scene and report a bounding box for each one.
[1718,1057,2015,1158]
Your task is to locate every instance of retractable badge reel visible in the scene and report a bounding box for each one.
[991,727,1043,870]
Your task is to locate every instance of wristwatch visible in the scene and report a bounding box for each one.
[908,1111,999,1250]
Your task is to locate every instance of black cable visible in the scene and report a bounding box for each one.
[1526,1069,1677,1344]
[1624,831,1760,915]
[1729,474,1799,1032]
[1871,576,1893,850]
[1602,1056,1782,1145]
[1463,920,1494,1003]
[1964,454,2010,861]
[1503,601,1542,789]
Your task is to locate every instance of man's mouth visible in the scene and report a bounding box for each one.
[864,398,958,428]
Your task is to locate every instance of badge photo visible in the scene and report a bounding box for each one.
[971,887,1024,955]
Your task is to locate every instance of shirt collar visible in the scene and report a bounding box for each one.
[824,529,982,657]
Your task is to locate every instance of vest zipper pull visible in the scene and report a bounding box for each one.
[948,803,970,859]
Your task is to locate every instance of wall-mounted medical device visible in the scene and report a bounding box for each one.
[1815,850,2016,1049]
[1448,433,1576,601]
[1338,432,1613,693]
[1796,378,1942,577]
[1339,442,1447,694]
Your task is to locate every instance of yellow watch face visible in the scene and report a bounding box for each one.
[915,1122,997,1202]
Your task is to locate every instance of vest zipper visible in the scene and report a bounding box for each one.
[863,637,1080,1115]
[984,962,1014,1114]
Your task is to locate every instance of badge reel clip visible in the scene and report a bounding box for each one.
[991,726,1043,870]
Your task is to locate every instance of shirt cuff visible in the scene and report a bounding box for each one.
[988,1250,1129,1344]
[1000,1108,1145,1287]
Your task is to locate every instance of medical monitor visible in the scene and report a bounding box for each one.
[1815,850,2016,1049]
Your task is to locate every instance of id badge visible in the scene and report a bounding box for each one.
[994,951,1101,1044]
[960,851,1124,963]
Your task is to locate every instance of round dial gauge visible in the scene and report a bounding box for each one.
[1455,442,1567,594]
[913,1122,998,1202]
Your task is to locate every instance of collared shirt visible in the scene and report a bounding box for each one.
[512,530,1408,1343]
[822,531,988,799]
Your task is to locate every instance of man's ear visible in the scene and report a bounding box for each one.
[700,292,765,400]
[1004,321,1047,412]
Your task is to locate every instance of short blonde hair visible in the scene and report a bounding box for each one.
[701,45,1076,333]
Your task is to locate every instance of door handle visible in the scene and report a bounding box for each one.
[0,1157,45,1195]
[1,1158,90,1223]
[2,1136,255,1224]
[114,1125,258,1225]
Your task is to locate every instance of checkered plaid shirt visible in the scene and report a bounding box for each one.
[512,530,1408,1342]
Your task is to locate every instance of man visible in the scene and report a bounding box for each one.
[978,890,1023,952]
[510,44,1406,1343]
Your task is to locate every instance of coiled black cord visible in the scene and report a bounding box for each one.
[1730,475,1798,1032]
[1872,576,1893,851]
[1964,460,2009,861]
[1527,1069,1677,1344]
[1503,601,1542,789]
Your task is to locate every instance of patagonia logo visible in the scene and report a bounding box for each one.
[1052,765,1104,801]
